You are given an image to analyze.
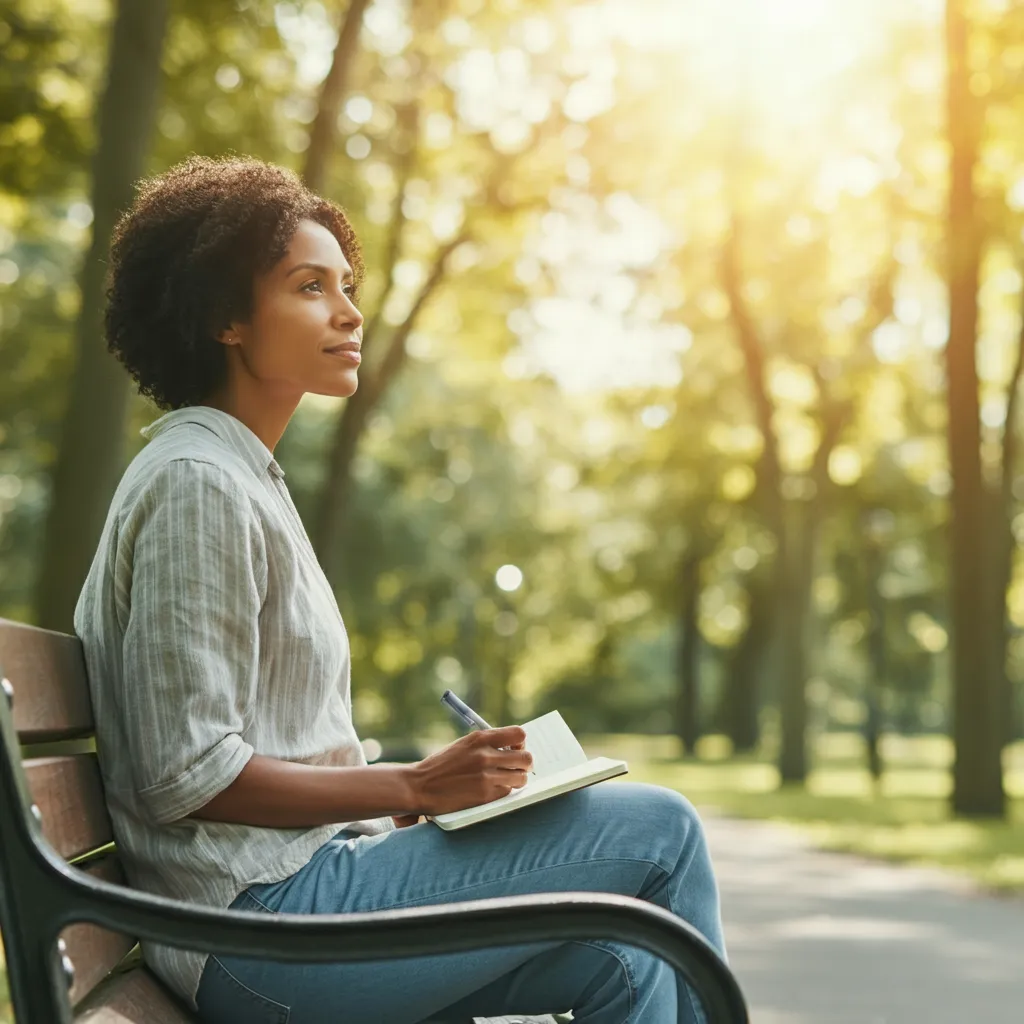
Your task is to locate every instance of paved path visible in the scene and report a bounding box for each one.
[703,815,1024,1024]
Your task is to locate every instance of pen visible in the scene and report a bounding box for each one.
[440,689,492,731]
[441,689,534,775]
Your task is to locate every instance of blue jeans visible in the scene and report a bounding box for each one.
[194,783,726,1024]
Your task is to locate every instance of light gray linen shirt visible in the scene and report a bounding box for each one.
[74,405,392,1008]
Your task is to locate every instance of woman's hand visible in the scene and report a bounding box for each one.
[409,726,533,815]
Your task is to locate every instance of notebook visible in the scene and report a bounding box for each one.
[429,710,628,831]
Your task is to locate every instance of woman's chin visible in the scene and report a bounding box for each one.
[314,375,359,400]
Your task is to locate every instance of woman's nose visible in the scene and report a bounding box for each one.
[334,295,363,329]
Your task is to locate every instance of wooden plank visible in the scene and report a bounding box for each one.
[61,857,138,1007]
[24,754,114,860]
[0,617,93,742]
[74,967,197,1024]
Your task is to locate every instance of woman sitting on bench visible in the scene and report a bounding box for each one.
[74,155,728,1024]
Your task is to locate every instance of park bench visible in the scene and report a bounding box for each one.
[0,616,749,1024]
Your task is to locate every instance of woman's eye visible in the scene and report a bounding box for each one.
[301,279,324,293]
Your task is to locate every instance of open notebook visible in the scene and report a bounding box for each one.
[430,711,628,831]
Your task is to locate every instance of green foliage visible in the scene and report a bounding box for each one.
[4,0,1024,756]
[154,0,307,169]
[0,0,102,197]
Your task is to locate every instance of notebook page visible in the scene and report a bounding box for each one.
[523,711,588,776]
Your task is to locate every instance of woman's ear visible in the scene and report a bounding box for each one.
[215,325,243,348]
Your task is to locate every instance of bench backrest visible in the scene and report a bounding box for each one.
[0,617,153,1011]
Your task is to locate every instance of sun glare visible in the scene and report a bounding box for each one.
[521,0,916,394]
[606,0,897,125]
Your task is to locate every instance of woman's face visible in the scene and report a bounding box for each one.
[220,218,364,400]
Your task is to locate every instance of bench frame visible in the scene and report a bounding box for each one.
[0,630,749,1023]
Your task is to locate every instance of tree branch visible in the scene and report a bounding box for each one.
[363,230,469,410]
[303,0,373,193]
[810,253,894,493]
[361,103,419,360]
[720,216,784,530]
[810,390,850,491]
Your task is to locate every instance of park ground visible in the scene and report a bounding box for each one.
[2,733,1022,1022]
[703,812,1024,1023]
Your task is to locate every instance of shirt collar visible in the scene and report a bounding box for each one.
[140,406,285,479]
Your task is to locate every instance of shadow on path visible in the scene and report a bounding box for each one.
[703,814,1024,1024]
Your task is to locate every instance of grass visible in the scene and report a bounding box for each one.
[2,733,1021,1023]
[585,731,1024,896]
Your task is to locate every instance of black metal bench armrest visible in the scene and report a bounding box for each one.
[65,859,746,1020]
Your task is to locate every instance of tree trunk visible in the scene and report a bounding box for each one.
[777,498,815,782]
[945,0,1005,817]
[722,222,857,783]
[720,569,772,753]
[313,370,375,574]
[720,223,787,757]
[33,0,170,632]
[674,548,703,755]
[777,401,847,781]
[864,539,886,782]
[302,0,373,194]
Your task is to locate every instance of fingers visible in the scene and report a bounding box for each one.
[491,769,529,792]
[479,725,527,748]
[490,747,533,773]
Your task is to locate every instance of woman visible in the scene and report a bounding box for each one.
[74,155,727,1024]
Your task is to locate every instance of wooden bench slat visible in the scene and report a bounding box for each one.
[63,921,138,1008]
[74,967,196,1023]
[59,857,138,1006]
[0,617,94,742]
[25,754,114,860]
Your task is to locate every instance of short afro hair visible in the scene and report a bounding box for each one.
[105,155,364,410]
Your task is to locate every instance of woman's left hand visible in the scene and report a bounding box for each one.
[393,814,423,828]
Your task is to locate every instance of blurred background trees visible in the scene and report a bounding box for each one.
[3,0,1024,820]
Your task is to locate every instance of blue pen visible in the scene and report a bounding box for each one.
[441,690,534,775]
[440,689,492,731]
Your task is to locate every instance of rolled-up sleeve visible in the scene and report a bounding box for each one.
[120,459,267,825]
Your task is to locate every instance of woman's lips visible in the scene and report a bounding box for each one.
[324,346,361,364]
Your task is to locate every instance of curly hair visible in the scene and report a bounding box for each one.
[105,155,364,410]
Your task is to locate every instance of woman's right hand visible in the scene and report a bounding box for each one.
[410,726,533,815]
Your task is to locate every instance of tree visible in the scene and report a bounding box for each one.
[33,0,170,631]
[674,543,706,754]
[719,210,891,782]
[945,0,1005,816]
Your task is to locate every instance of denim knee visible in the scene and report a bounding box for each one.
[626,785,709,867]
[630,785,725,964]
